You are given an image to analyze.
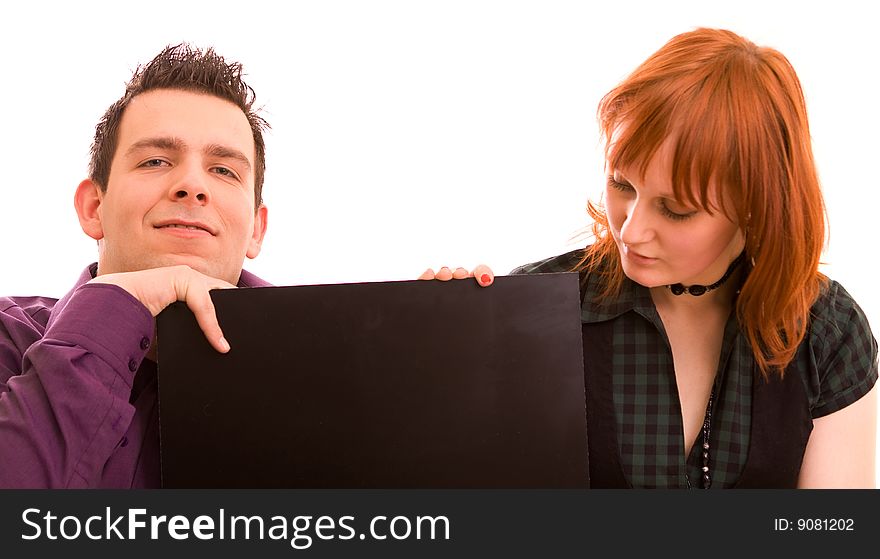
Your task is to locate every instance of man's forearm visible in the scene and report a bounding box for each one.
[0,285,152,488]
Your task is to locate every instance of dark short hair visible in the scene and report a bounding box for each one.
[89,44,269,208]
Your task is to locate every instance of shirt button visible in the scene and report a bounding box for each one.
[140,337,151,351]
[128,359,138,372]
[119,437,129,448]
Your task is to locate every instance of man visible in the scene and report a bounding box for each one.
[0,45,270,487]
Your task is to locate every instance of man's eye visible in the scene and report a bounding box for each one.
[213,167,237,178]
[141,159,167,167]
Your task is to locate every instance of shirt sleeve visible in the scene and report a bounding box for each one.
[0,284,154,488]
[510,249,586,275]
[807,281,879,418]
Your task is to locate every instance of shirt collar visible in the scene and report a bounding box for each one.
[237,268,272,288]
[580,272,655,323]
[581,262,751,324]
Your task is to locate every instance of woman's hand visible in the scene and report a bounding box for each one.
[418,265,495,287]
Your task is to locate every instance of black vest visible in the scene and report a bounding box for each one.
[582,309,813,488]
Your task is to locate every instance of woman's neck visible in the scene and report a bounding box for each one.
[649,267,743,314]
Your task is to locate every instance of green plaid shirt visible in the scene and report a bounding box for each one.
[512,249,878,488]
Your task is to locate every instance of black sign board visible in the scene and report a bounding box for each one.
[157,273,588,488]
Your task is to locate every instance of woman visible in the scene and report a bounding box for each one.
[423,28,877,488]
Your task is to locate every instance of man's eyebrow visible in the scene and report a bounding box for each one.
[124,137,252,171]
[205,144,252,171]
[124,136,186,157]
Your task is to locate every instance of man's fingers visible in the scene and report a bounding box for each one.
[418,268,436,280]
[452,267,469,280]
[175,267,234,353]
[185,288,230,353]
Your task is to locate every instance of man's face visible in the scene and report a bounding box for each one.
[89,89,266,284]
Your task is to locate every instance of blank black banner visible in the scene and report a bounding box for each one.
[157,274,588,489]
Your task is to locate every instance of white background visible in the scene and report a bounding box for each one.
[2,1,877,482]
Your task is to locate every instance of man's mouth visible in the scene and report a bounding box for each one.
[159,224,207,231]
[154,221,215,235]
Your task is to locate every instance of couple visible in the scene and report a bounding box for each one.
[1,28,876,489]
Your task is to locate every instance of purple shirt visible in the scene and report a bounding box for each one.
[0,264,270,488]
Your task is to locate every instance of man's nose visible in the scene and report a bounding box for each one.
[168,162,210,205]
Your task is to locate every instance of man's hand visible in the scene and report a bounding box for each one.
[89,265,236,353]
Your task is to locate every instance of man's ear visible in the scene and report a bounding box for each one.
[74,179,105,241]
[246,204,268,259]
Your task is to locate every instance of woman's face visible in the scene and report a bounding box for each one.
[605,140,744,289]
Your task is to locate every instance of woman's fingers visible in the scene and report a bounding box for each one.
[472,264,494,287]
[435,267,454,281]
[418,265,495,286]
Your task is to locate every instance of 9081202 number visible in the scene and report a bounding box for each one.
[797,518,854,531]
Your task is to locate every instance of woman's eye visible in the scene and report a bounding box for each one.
[660,202,697,221]
[608,173,697,221]
[607,175,634,192]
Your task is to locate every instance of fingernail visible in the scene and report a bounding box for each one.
[480,274,491,285]
[219,337,230,352]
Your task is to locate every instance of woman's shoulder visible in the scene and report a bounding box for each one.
[809,280,874,347]
[509,248,587,275]
[804,278,878,418]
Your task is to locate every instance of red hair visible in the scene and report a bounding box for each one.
[581,28,827,377]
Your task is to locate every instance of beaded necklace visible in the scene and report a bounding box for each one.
[673,254,745,488]
[685,388,715,489]
[667,252,746,296]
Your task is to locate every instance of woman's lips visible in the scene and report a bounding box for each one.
[623,245,659,265]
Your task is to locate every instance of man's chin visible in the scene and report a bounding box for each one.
[140,256,239,284]
[97,250,245,283]
[149,255,209,272]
